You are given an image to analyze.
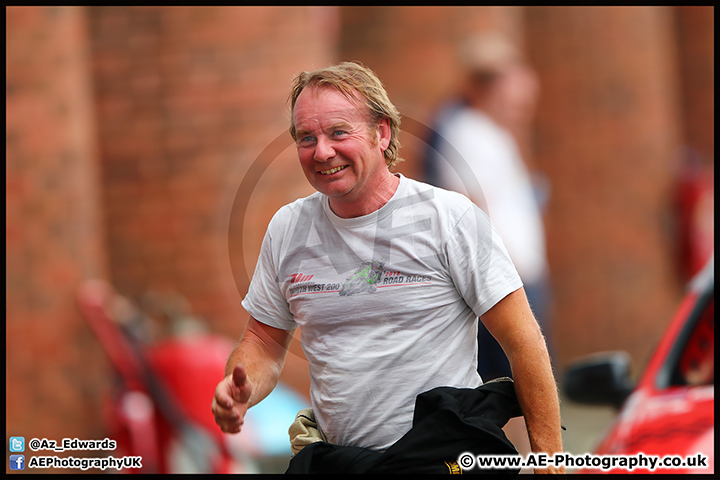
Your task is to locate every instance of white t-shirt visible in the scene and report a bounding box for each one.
[433,107,548,284]
[242,174,522,451]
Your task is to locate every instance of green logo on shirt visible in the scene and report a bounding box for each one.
[339,259,385,296]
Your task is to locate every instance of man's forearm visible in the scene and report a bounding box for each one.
[226,318,294,408]
[507,328,565,473]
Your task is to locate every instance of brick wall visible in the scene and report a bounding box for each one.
[674,6,714,164]
[6,5,110,456]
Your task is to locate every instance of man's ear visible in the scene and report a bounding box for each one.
[376,117,391,152]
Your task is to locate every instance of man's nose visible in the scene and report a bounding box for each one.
[314,136,335,162]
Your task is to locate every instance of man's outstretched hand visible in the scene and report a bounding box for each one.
[212,364,253,434]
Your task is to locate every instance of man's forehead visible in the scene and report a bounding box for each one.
[302,83,363,103]
[293,86,370,126]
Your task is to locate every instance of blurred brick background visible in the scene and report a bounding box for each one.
[6,6,714,469]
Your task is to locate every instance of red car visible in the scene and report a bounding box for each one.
[563,256,714,474]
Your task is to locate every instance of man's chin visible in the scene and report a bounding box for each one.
[310,177,353,198]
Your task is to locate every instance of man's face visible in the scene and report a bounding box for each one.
[292,86,391,209]
[486,64,538,131]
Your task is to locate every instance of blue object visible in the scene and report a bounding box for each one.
[244,383,308,456]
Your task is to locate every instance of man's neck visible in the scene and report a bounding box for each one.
[328,172,400,218]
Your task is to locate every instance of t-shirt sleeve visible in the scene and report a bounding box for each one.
[446,204,523,317]
[241,224,298,331]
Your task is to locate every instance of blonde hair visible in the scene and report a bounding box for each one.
[288,61,403,169]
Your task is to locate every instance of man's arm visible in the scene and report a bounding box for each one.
[480,287,565,474]
[212,317,295,434]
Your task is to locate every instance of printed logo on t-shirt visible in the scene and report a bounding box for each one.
[339,259,385,296]
[287,258,432,299]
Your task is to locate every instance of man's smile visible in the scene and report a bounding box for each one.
[319,165,349,175]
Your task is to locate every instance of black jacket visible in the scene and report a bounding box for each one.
[286,378,523,475]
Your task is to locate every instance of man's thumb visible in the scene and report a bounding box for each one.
[232,364,252,403]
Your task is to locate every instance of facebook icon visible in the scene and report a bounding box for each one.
[9,454,25,470]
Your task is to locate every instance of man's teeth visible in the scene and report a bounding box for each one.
[320,165,347,175]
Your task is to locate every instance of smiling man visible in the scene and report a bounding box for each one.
[212,62,564,474]
[290,67,401,218]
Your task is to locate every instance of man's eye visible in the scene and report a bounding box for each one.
[298,136,315,145]
[332,130,347,137]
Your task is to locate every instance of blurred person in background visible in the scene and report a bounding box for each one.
[424,32,554,383]
[213,61,564,473]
